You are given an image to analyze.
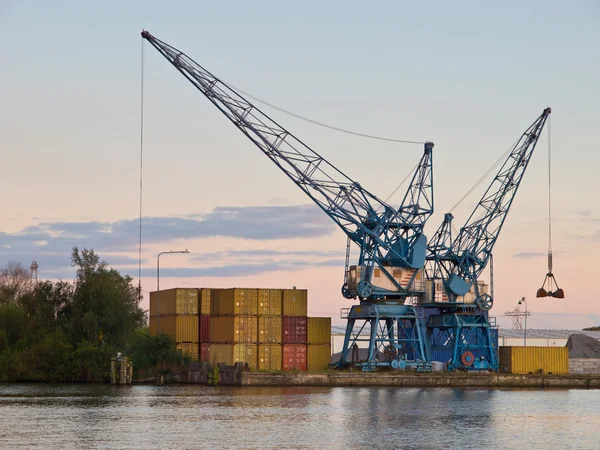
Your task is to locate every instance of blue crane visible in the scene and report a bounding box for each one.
[142,31,435,370]
[422,107,551,370]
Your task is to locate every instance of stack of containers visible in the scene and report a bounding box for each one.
[257,289,283,370]
[209,288,259,369]
[307,317,332,371]
[198,288,214,362]
[149,288,199,360]
[282,288,308,371]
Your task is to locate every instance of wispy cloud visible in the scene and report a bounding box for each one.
[513,252,546,259]
[0,205,337,277]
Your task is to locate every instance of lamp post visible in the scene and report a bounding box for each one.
[157,249,189,331]
[518,297,528,346]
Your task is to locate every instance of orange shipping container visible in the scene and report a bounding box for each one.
[150,314,199,343]
[282,288,308,316]
[258,345,283,370]
[209,344,258,369]
[210,316,258,343]
[307,344,331,371]
[307,317,331,345]
[258,316,282,344]
[150,288,199,316]
[258,289,283,316]
[211,288,258,316]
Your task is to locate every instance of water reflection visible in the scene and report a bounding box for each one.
[0,384,598,449]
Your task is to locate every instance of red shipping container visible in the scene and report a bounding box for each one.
[200,343,210,362]
[283,344,307,371]
[283,317,307,344]
[199,315,210,342]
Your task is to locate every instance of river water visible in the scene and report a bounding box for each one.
[0,384,598,449]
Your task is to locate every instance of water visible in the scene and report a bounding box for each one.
[0,384,598,449]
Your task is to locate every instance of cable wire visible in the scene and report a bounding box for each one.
[138,37,144,302]
[548,114,552,254]
[449,137,520,213]
[228,83,426,145]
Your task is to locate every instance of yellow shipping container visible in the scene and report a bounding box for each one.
[149,314,199,343]
[307,344,331,371]
[258,316,282,344]
[210,316,258,343]
[211,288,258,316]
[499,346,569,374]
[199,288,214,315]
[258,289,283,316]
[258,345,282,370]
[177,342,199,361]
[307,317,331,345]
[282,288,308,317]
[209,344,258,369]
[150,288,198,315]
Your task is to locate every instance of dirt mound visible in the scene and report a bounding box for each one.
[566,334,600,358]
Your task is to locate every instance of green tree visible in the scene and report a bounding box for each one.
[68,247,146,348]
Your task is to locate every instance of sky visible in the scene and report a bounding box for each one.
[1,1,599,330]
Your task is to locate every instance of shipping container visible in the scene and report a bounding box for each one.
[307,344,331,371]
[200,343,210,362]
[283,316,307,344]
[211,288,258,316]
[177,342,199,361]
[209,344,258,369]
[499,346,568,374]
[199,288,214,316]
[307,317,331,345]
[258,345,283,370]
[210,316,258,343]
[150,288,198,316]
[258,289,283,316]
[199,315,210,342]
[283,344,307,371]
[150,314,199,343]
[258,316,282,344]
[282,288,308,316]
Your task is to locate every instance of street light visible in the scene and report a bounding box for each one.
[157,249,190,331]
[518,297,528,346]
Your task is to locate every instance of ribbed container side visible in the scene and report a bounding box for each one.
[258,316,282,344]
[283,344,307,371]
[200,343,210,362]
[199,288,214,316]
[211,288,258,316]
[199,315,210,342]
[283,317,307,344]
[258,345,283,370]
[307,317,331,345]
[499,346,569,374]
[307,344,331,371]
[149,289,177,316]
[258,289,283,316]
[209,344,258,369]
[150,315,199,343]
[210,316,258,343]
[282,289,308,317]
[177,342,199,361]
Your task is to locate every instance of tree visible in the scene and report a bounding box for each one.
[68,247,146,348]
[0,261,33,303]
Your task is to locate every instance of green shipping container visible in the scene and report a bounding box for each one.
[307,344,331,371]
[307,317,331,345]
[282,288,308,317]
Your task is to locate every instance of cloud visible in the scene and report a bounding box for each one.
[0,204,337,277]
[513,252,546,259]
